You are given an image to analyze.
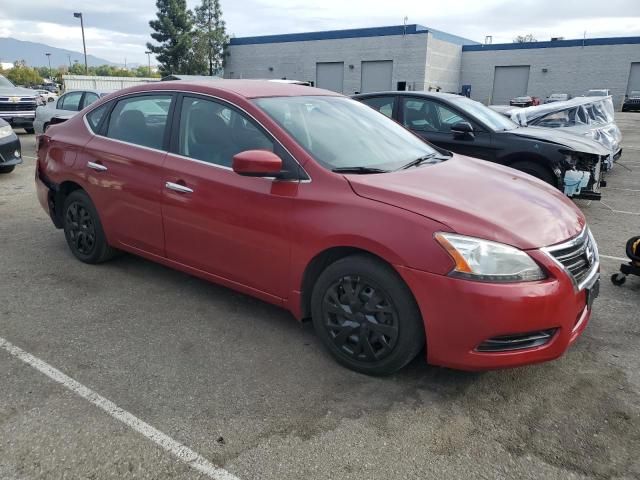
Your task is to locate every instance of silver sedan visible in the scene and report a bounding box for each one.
[34,89,112,134]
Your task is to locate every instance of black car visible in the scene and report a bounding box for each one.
[622,91,640,112]
[0,117,22,174]
[353,91,609,200]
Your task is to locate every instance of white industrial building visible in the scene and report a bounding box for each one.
[225,25,640,109]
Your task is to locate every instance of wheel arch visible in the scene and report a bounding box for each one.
[52,180,85,227]
[502,152,560,186]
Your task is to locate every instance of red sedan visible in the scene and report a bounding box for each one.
[35,80,600,375]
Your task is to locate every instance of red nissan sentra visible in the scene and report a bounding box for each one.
[35,80,600,375]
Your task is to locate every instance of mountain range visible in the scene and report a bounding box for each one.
[0,37,116,68]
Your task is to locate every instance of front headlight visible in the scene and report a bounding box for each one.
[0,125,13,139]
[435,233,546,282]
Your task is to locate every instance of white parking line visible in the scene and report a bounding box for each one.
[0,336,240,480]
[22,155,37,160]
[600,254,628,262]
[600,201,640,216]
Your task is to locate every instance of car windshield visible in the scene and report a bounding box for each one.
[452,97,518,131]
[254,96,441,171]
[630,91,640,97]
[0,76,15,88]
[587,90,608,96]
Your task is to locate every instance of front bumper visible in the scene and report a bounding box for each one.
[0,136,22,167]
[396,249,597,371]
[0,112,36,126]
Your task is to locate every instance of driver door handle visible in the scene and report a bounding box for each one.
[165,181,194,194]
[87,161,108,172]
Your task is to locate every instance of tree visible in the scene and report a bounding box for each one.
[6,61,43,86]
[513,34,537,43]
[147,0,194,76]
[192,0,228,76]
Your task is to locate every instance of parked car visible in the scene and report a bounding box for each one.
[36,80,600,375]
[0,117,22,174]
[34,89,112,135]
[0,75,39,133]
[622,91,640,112]
[509,96,541,107]
[33,89,58,103]
[354,91,608,199]
[585,89,610,97]
[508,96,622,170]
[545,93,571,103]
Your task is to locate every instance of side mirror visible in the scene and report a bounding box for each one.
[232,150,283,177]
[451,121,474,138]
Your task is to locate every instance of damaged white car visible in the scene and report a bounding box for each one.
[497,96,622,171]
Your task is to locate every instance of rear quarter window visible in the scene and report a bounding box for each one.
[86,103,110,133]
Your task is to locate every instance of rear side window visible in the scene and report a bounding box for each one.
[86,103,109,133]
[59,92,83,111]
[360,96,395,118]
[106,95,172,150]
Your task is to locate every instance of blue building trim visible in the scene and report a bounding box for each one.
[230,24,478,46]
[463,36,640,52]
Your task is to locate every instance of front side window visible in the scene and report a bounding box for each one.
[59,92,83,111]
[255,96,439,171]
[402,98,441,132]
[451,97,518,131]
[177,96,273,167]
[360,96,395,118]
[106,95,172,150]
[83,92,100,108]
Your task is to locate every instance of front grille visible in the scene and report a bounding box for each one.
[0,102,37,112]
[627,99,640,104]
[546,228,598,288]
[476,329,556,352]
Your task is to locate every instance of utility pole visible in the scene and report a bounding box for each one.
[73,12,88,74]
[45,52,52,80]
[145,51,152,77]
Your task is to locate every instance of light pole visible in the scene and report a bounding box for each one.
[145,51,152,77]
[73,12,88,74]
[45,52,52,80]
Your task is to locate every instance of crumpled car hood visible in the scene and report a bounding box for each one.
[506,126,611,156]
[346,155,585,250]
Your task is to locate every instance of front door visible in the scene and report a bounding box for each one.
[161,95,298,298]
[400,97,495,160]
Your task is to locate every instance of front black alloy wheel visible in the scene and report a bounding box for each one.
[62,190,117,264]
[322,275,399,363]
[311,255,425,375]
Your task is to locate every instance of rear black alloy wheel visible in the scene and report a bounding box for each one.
[62,190,117,264]
[311,255,425,375]
[322,275,399,363]
[65,201,97,256]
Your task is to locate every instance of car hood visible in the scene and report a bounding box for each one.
[506,126,610,155]
[346,155,585,250]
[0,86,39,97]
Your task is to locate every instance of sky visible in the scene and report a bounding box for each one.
[0,0,639,65]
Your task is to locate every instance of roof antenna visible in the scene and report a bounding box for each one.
[403,16,408,36]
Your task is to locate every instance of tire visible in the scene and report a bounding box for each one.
[311,254,425,376]
[43,123,50,133]
[62,190,117,264]
[611,273,626,286]
[24,127,35,134]
[0,165,15,174]
[510,160,556,186]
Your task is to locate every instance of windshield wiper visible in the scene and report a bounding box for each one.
[398,153,447,170]
[331,166,389,174]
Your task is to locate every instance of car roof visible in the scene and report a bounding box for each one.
[108,79,339,99]
[353,91,464,100]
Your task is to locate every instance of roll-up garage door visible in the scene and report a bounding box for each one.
[316,62,344,93]
[491,66,531,104]
[627,63,640,95]
[361,60,393,93]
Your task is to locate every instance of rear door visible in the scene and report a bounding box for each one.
[78,93,174,256]
[399,96,495,160]
[161,94,299,298]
